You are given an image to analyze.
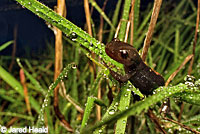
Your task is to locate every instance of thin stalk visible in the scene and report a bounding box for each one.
[9,25,17,72]
[108,0,122,42]
[19,69,33,125]
[188,0,200,74]
[54,0,66,131]
[165,54,193,86]
[84,0,92,35]
[89,0,115,30]
[141,0,162,61]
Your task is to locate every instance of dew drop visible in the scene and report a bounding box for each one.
[89,42,93,47]
[108,109,115,115]
[72,38,76,41]
[71,64,77,69]
[15,87,19,90]
[64,73,68,78]
[99,129,103,133]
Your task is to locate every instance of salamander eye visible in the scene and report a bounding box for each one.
[119,50,128,59]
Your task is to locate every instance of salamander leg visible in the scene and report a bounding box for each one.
[103,61,134,83]
[109,69,131,83]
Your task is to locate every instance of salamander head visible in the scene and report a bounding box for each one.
[105,39,142,67]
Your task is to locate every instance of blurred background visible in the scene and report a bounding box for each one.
[0,0,157,57]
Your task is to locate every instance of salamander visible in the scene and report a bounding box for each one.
[105,39,165,95]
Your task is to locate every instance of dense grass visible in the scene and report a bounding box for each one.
[0,0,200,134]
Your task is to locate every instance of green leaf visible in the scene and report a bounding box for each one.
[0,41,13,51]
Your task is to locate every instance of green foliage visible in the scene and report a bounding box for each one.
[0,65,41,113]
[82,83,190,133]
[0,41,13,52]
[0,0,200,133]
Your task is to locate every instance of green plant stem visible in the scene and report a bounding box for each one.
[80,96,107,133]
[115,86,131,134]
[80,97,95,133]
[71,47,79,127]
[175,25,180,63]
[89,0,115,30]
[118,0,132,41]
[133,0,141,42]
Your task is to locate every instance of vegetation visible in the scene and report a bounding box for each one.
[0,0,200,133]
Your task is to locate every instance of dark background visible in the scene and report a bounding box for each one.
[0,0,191,57]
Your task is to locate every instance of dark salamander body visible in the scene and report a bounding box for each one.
[105,39,165,95]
